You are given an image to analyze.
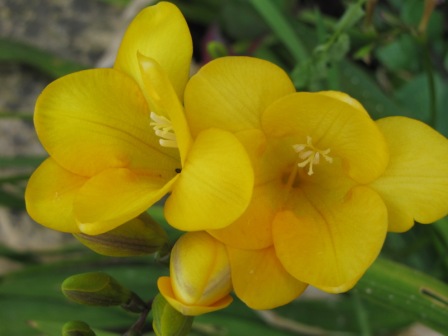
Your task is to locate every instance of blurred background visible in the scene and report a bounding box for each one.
[1,0,448,335]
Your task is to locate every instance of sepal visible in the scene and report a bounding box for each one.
[152,293,193,336]
[74,212,168,257]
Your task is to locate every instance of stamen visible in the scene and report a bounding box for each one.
[150,112,178,148]
[293,136,333,175]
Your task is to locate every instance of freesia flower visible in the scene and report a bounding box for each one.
[25,3,253,235]
[184,56,448,309]
[158,231,233,316]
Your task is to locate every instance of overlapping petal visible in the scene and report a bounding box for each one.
[185,56,296,136]
[25,158,87,233]
[34,68,180,177]
[74,169,179,235]
[273,186,388,292]
[262,92,389,184]
[158,232,233,316]
[209,181,281,249]
[158,277,233,316]
[170,232,231,306]
[114,1,192,99]
[164,129,254,231]
[227,246,307,309]
[371,117,448,232]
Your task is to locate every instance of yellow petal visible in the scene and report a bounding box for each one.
[170,232,232,307]
[227,246,307,309]
[209,181,281,249]
[273,186,388,292]
[158,277,233,316]
[35,68,180,177]
[185,56,295,136]
[25,158,86,233]
[318,90,369,116]
[74,168,179,235]
[165,129,254,231]
[114,1,192,99]
[262,92,389,184]
[371,117,448,232]
[138,54,192,164]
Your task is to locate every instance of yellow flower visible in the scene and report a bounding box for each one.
[25,3,253,235]
[158,232,233,316]
[184,56,448,309]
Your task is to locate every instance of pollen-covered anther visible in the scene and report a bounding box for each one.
[150,112,178,148]
[292,136,333,175]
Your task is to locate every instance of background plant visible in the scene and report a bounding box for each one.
[1,0,447,335]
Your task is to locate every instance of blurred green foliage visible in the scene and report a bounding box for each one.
[1,0,448,335]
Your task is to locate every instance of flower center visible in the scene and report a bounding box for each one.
[292,136,333,175]
[150,112,178,148]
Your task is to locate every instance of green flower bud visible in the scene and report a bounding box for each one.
[206,41,228,59]
[152,294,193,336]
[62,272,147,313]
[74,212,168,257]
[62,321,96,336]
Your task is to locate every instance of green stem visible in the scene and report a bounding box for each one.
[352,290,372,336]
[422,40,437,127]
[249,0,308,63]
[123,299,152,336]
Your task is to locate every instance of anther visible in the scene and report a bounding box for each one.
[150,112,178,148]
[292,136,333,175]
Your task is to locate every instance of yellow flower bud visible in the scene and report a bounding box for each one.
[158,232,233,316]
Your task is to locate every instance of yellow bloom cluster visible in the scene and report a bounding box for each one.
[26,2,448,316]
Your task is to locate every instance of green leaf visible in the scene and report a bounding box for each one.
[355,257,448,334]
[0,256,163,335]
[338,59,412,119]
[31,320,119,336]
[0,38,86,78]
[375,35,420,72]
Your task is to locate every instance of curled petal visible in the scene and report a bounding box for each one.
[165,129,254,231]
[25,158,86,233]
[185,56,295,136]
[158,277,233,316]
[114,1,192,99]
[262,92,389,184]
[138,54,192,164]
[371,117,448,232]
[227,246,307,309]
[273,186,388,292]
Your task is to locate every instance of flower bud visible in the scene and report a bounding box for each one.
[152,293,193,336]
[62,321,96,336]
[74,212,168,257]
[62,272,147,313]
[158,232,233,316]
